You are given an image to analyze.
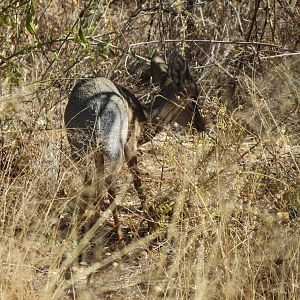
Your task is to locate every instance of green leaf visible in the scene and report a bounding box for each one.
[26,1,35,36]
[26,18,35,35]
[78,26,89,48]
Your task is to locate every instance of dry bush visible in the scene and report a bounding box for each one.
[0,0,299,299]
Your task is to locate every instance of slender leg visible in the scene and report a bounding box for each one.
[78,155,94,263]
[106,161,124,248]
[124,140,146,204]
[68,134,92,186]
[68,135,101,262]
[126,154,146,205]
[77,151,104,263]
[125,145,155,231]
[94,151,105,198]
[68,149,90,264]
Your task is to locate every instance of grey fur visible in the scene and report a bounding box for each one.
[65,77,132,161]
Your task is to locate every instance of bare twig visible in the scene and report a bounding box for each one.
[129,39,290,51]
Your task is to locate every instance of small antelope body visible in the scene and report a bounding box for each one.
[64,52,205,244]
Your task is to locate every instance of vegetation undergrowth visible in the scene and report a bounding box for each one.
[0,1,299,299]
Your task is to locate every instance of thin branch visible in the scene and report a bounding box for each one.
[129,39,291,51]
[0,0,29,15]
[246,0,261,42]
[260,52,300,59]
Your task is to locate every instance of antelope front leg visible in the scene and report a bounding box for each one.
[126,155,146,205]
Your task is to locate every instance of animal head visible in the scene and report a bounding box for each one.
[151,51,199,100]
[149,51,205,133]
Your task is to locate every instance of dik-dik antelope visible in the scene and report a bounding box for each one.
[64,51,205,244]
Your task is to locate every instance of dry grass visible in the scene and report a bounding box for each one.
[1,1,299,299]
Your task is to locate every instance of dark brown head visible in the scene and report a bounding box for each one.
[167,51,199,100]
[150,51,205,132]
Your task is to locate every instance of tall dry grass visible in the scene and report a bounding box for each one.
[0,1,299,299]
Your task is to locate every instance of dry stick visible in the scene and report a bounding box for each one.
[44,195,161,299]
[261,52,300,59]
[276,0,300,28]
[0,38,67,64]
[0,38,293,69]
[238,97,300,162]
[0,0,30,15]
[0,1,96,69]
[41,0,97,80]
[47,232,161,300]
[234,0,262,88]
[246,0,261,42]
[44,200,117,298]
[129,39,290,51]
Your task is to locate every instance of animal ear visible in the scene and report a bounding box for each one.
[151,55,168,88]
[168,52,187,89]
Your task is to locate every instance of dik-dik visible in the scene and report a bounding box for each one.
[64,52,205,244]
